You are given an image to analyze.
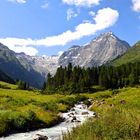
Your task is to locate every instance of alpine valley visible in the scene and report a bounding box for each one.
[0,31,140,140]
[1,1,140,139]
[0,32,132,88]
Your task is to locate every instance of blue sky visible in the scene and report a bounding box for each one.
[0,0,140,56]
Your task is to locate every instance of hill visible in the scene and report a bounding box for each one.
[0,70,15,84]
[0,81,88,136]
[63,86,140,140]
[112,41,140,66]
[0,43,44,88]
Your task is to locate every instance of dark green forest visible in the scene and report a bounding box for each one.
[0,70,15,84]
[43,62,140,94]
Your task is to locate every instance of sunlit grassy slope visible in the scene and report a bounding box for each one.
[0,81,17,89]
[0,81,85,136]
[63,86,140,140]
[1,81,140,139]
[112,41,140,66]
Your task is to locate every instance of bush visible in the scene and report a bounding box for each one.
[27,110,37,121]
[0,110,39,136]
[59,97,76,107]
[43,102,58,112]
[0,111,11,136]
[75,95,88,102]
[111,89,119,95]
[83,100,91,106]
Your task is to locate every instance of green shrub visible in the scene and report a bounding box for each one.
[75,95,88,102]
[111,89,119,95]
[42,102,58,112]
[27,110,37,121]
[0,110,39,136]
[59,97,76,107]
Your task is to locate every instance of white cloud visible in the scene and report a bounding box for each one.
[62,0,100,7]
[0,38,36,47]
[0,8,119,55]
[8,0,26,4]
[10,46,38,56]
[94,8,119,29]
[132,0,140,12]
[41,2,49,9]
[67,8,79,20]
[36,7,119,46]
[0,38,38,56]
[89,11,95,17]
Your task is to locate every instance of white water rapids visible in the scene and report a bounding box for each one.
[0,102,95,140]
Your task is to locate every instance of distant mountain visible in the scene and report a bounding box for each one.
[0,32,131,88]
[0,43,44,88]
[58,32,130,67]
[112,41,140,66]
[15,53,59,77]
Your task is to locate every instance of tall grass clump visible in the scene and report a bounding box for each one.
[63,107,140,140]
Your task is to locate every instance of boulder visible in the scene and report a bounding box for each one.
[70,112,74,115]
[93,112,96,116]
[70,108,75,111]
[33,134,48,140]
[110,104,115,107]
[81,111,89,115]
[120,100,126,104]
[71,116,77,122]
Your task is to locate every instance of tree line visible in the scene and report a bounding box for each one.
[43,62,140,94]
[16,80,30,90]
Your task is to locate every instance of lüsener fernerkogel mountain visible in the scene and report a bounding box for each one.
[58,32,130,67]
[0,32,130,88]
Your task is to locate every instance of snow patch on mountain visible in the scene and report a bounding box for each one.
[58,32,130,67]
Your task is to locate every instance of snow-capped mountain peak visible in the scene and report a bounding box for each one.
[59,32,130,67]
[9,32,130,87]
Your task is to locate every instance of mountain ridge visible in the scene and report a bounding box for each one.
[112,41,140,66]
[0,32,131,88]
[0,43,44,88]
[58,32,130,67]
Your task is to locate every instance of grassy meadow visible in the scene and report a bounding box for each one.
[63,86,140,140]
[0,81,87,136]
[1,81,140,140]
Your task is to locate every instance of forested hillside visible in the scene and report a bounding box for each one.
[43,62,140,93]
[0,69,14,84]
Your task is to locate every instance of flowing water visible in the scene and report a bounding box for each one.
[0,102,95,140]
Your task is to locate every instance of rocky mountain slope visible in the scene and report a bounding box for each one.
[112,41,140,66]
[58,32,130,67]
[16,53,59,77]
[0,32,131,88]
[0,43,44,88]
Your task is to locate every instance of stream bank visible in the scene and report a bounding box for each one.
[0,101,95,140]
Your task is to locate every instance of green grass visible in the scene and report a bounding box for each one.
[1,81,140,139]
[0,88,61,136]
[0,81,17,89]
[112,41,140,66]
[63,86,140,140]
[0,81,87,136]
